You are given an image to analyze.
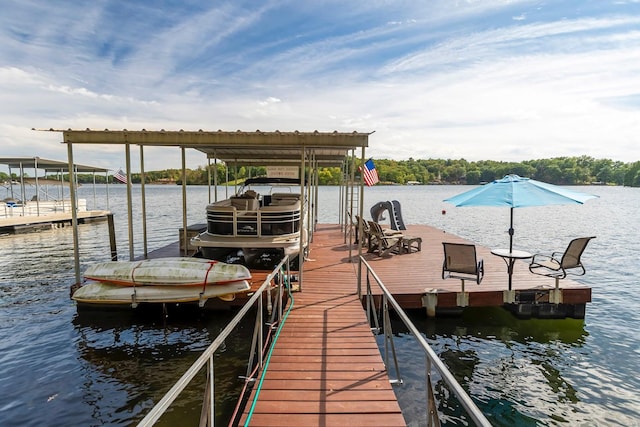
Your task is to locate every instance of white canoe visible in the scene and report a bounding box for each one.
[83,257,251,286]
[72,280,251,305]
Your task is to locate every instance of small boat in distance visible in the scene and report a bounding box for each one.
[191,177,308,270]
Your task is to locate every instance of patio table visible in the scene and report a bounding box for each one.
[490,248,532,290]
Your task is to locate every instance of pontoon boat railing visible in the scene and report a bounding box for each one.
[359,256,492,427]
[206,206,301,237]
[136,256,291,427]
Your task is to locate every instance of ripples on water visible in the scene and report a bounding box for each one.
[359,185,640,426]
[0,188,254,426]
[1,185,639,426]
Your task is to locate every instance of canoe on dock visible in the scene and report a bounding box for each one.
[83,257,252,286]
[72,279,251,305]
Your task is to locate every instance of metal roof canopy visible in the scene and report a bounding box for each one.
[46,128,370,286]
[53,129,371,166]
[0,157,109,173]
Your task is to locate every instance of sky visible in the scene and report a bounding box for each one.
[1,0,640,172]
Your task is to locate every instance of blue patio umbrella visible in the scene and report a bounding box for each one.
[444,174,598,252]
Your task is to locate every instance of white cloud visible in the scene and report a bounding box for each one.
[1,1,639,170]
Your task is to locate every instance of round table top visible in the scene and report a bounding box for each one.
[490,248,532,259]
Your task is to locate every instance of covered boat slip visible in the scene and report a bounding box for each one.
[50,129,372,285]
[0,157,111,233]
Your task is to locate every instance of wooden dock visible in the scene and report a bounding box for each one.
[170,223,590,317]
[357,224,591,318]
[148,222,592,317]
[236,224,591,425]
[0,210,111,234]
[239,224,406,426]
[138,222,595,425]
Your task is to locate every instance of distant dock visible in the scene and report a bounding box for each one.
[0,210,111,234]
[1,156,112,235]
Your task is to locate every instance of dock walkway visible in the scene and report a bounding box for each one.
[239,224,406,426]
[0,210,111,234]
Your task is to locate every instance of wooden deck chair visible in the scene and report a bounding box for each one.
[354,215,372,247]
[346,210,357,243]
[367,220,403,256]
[442,242,484,291]
[529,236,595,289]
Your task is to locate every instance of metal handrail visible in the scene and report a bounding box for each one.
[359,256,492,427]
[137,256,290,427]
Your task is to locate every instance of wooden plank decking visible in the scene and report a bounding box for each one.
[147,222,592,315]
[239,224,406,426]
[141,222,594,425]
[357,224,591,315]
[237,222,592,426]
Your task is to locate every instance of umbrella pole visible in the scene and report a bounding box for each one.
[509,207,514,253]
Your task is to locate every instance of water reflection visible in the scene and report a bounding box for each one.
[381,307,590,426]
[2,185,639,426]
[71,309,255,426]
[422,307,588,345]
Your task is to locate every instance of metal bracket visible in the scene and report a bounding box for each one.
[503,290,516,304]
[198,292,207,308]
[549,289,563,304]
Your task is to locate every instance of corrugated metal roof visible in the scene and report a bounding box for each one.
[43,129,371,167]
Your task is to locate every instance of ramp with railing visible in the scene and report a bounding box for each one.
[137,224,492,426]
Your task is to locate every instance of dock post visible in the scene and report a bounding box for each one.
[549,289,563,304]
[456,292,469,307]
[107,213,117,261]
[503,290,516,304]
[456,279,469,307]
[422,289,439,318]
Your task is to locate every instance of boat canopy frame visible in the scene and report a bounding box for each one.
[43,129,372,286]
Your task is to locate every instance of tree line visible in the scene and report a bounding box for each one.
[4,155,639,187]
[368,156,640,186]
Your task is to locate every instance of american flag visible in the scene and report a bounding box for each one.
[359,159,379,187]
[113,169,128,184]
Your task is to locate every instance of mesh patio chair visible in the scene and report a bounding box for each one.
[442,242,484,292]
[529,236,595,289]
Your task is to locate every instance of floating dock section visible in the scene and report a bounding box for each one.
[239,224,405,426]
[0,210,111,234]
[148,223,592,317]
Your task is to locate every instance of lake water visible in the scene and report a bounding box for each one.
[0,184,638,426]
